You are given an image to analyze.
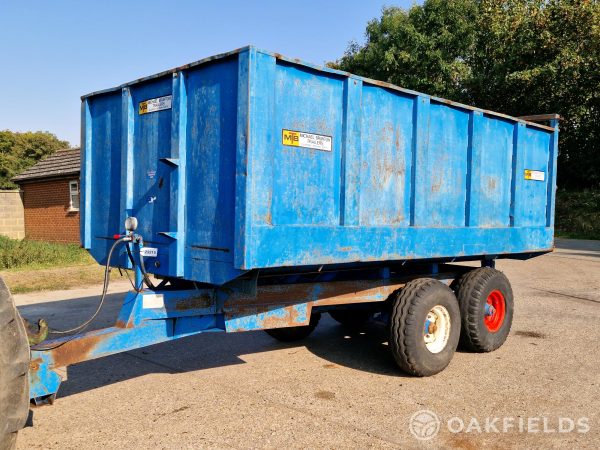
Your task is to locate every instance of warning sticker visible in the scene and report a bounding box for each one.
[282,129,332,152]
[139,95,172,115]
[524,169,545,181]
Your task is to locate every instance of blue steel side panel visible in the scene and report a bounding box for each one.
[234,50,252,269]
[85,92,123,265]
[546,119,559,227]
[244,53,556,269]
[184,57,243,283]
[129,77,173,274]
[359,86,413,226]
[470,115,514,227]
[340,77,362,226]
[271,62,344,226]
[80,100,92,249]
[169,70,187,277]
[517,126,551,226]
[250,226,553,267]
[246,50,276,255]
[418,102,469,227]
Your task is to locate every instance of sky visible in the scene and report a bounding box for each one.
[0,0,416,146]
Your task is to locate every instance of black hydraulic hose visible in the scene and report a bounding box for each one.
[138,249,157,290]
[47,236,130,336]
[125,242,143,291]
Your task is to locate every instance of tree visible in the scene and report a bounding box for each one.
[330,0,600,188]
[330,0,478,101]
[0,131,71,189]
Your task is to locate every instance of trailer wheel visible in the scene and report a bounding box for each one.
[264,313,321,342]
[329,310,373,328]
[389,279,460,376]
[454,268,514,352]
[0,277,30,450]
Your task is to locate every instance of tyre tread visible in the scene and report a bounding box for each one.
[0,277,29,450]
[390,278,440,375]
[455,267,513,352]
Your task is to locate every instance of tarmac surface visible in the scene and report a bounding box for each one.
[13,238,600,449]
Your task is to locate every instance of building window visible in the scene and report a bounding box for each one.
[69,181,79,211]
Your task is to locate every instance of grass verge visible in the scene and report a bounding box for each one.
[0,265,131,294]
[0,236,132,293]
[0,236,92,270]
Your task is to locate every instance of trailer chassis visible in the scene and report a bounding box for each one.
[28,248,470,404]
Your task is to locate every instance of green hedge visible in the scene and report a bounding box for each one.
[555,190,600,240]
[0,236,91,270]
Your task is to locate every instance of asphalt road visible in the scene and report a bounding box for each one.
[13,239,600,449]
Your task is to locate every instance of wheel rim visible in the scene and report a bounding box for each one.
[484,290,506,333]
[423,305,451,354]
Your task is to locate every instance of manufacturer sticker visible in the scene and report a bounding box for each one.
[140,247,158,257]
[139,95,172,115]
[282,129,332,152]
[142,294,164,309]
[524,169,545,181]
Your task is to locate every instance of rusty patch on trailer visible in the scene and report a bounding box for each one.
[115,318,135,329]
[50,334,105,368]
[175,294,213,311]
[225,302,310,330]
[29,357,42,371]
[260,304,305,329]
[264,190,273,225]
[226,279,407,311]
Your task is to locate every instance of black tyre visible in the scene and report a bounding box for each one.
[265,313,321,342]
[0,277,30,450]
[389,279,461,377]
[454,267,514,352]
[329,309,373,328]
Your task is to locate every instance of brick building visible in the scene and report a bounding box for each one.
[12,149,81,244]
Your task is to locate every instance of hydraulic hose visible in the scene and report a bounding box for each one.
[44,236,131,337]
[137,249,157,290]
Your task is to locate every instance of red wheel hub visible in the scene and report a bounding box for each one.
[484,290,506,332]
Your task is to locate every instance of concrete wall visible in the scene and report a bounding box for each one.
[0,190,25,240]
[21,179,80,244]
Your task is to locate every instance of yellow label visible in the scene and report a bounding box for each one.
[282,129,300,147]
[281,129,332,151]
[138,95,172,115]
[524,169,545,181]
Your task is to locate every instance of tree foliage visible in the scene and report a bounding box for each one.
[0,131,71,189]
[331,0,600,188]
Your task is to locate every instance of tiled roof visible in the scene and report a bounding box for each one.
[12,149,80,183]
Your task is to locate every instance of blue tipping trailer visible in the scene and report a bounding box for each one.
[0,47,559,437]
[80,46,557,285]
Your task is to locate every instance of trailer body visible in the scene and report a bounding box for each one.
[81,46,558,286]
[24,47,559,404]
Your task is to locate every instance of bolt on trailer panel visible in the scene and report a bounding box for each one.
[80,46,558,286]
